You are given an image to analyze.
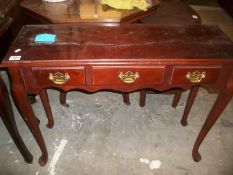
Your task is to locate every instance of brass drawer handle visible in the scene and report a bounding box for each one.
[118,71,139,84]
[49,72,70,85]
[186,71,206,83]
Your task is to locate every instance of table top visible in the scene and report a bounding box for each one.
[3,24,233,66]
[20,0,160,24]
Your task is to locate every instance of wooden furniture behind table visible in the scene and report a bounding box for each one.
[0,17,13,58]
[0,17,33,163]
[1,0,38,37]
[20,0,160,25]
[218,0,233,17]
[2,24,233,166]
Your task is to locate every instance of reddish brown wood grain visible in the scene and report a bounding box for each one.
[170,66,222,85]
[92,66,165,86]
[33,67,85,87]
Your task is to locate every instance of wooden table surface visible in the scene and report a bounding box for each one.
[20,0,160,25]
[4,24,233,61]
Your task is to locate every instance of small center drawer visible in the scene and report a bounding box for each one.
[32,67,85,87]
[170,66,222,85]
[92,66,165,86]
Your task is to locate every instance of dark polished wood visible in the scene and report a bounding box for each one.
[218,0,233,17]
[20,0,160,25]
[1,0,39,39]
[0,76,33,163]
[193,73,233,161]
[122,92,130,105]
[60,91,69,107]
[19,0,201,110]
[0,17,13,58]
[0,16,33,163]
[0,0,17,16]
[9,67,48,166]
[2,24,233,165]
[181,86,200,126]
[172,90,182,108]
[39,89,54,128]
[139,90,146,107]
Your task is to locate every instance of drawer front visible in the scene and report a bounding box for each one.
[32,67,85,87]
[170,66,222,85]
[92,66,165,86]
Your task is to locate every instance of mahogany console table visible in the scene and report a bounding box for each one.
[2,24,233,166]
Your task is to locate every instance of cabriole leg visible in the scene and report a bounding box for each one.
[193,74,233,162]
[10,69,48,166]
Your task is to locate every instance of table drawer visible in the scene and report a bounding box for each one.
[92,66,165,86]
[32,67,85,87]
[170,66,222,85]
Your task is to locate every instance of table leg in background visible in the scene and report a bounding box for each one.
[0,76,33,163]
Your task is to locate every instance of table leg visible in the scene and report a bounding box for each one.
[139,90,146,107]
[0,77,33,163]
[10,71,48,166]
[122,92,130,105]
[39,89,54,128]
[59,91,69,107]
[172,90,182,108]
[181,86,199,126]
[192,80,233,162]
[140,90,183,108]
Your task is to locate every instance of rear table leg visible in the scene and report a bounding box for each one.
[172,90,182,108]
[39,89,54,128]
[181,86,199,126]
[60,91,69,107]
[139,90,146,107]
[122,92,130,105]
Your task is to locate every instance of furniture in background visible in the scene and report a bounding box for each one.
[0,17,13,58]
[2,24,233,166]
[20,0,160,25]
[0,0,39,39]
[218,0,233,17]
[0,17,33,163]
